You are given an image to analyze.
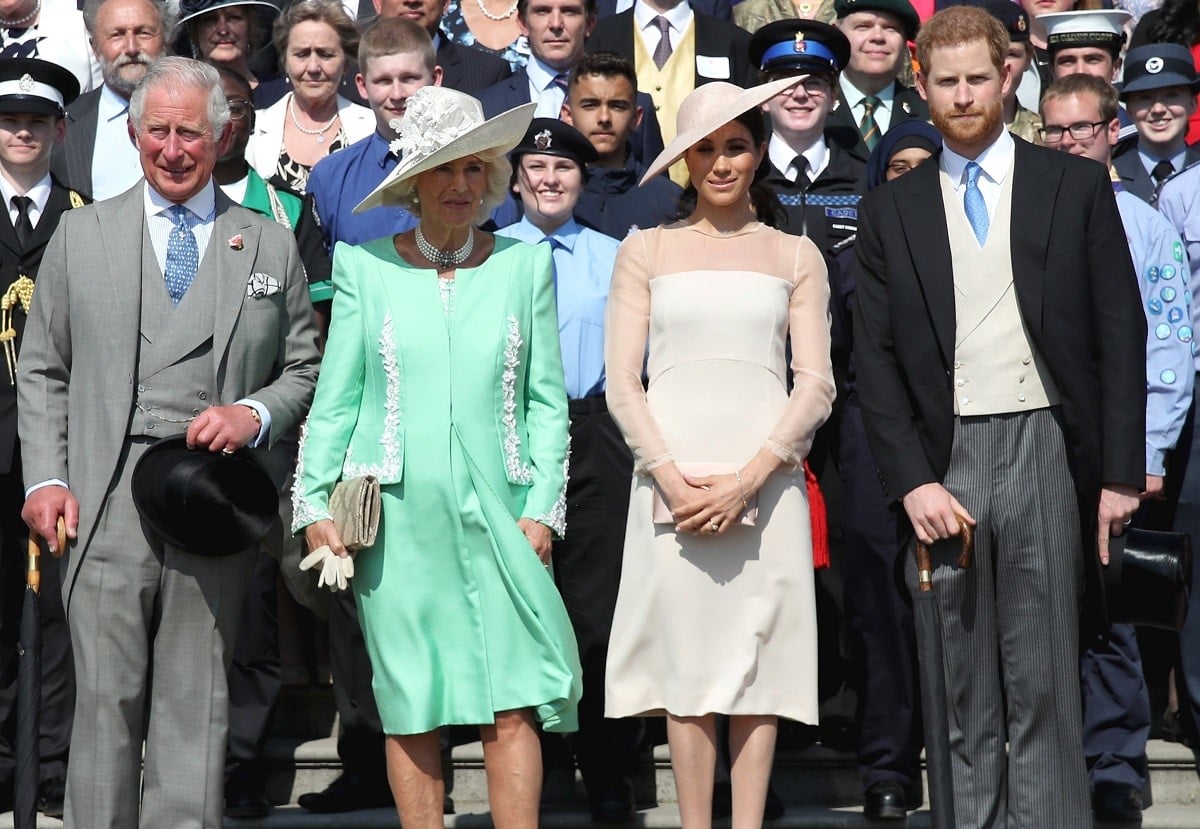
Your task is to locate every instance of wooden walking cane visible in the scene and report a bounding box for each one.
[26,516,68,593]
[916,516,975,592]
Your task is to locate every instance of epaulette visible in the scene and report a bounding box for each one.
[68,190,85,208]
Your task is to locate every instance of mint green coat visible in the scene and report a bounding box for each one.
[293,235,581,735]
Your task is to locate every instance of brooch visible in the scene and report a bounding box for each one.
[228,234,244,250]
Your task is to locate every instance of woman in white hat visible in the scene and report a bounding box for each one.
[604,78,835,828]
[292,86,581,829]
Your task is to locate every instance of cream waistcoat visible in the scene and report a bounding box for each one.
[634,23,696,187]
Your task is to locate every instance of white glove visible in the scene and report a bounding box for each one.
[299,545,355,592]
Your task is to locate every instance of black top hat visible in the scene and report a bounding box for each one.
[131,436,278,557]
[1103,528,1193,630]
[750,20,852,78]
[1120,44,1200,99]
[0,58,80,117]
[833,0,920,41]
[510,118,599,167]
[173,0,281,56]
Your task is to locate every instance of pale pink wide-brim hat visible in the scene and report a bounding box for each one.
[639,76,807,186]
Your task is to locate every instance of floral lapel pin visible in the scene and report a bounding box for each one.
[228,234,244,250]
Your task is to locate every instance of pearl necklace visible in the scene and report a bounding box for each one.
[0,0,40,27]
[288,94,338,144]
[416,225,474,268]
[475,0,518,21]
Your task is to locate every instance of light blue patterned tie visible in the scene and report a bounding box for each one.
[164,204,198,306]
[963,161,988,246]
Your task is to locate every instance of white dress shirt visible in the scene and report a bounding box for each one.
[92,85,143,201]
[839,73,894,135]
[940,128,1015,228]
[768,132,829,183]
[0,172,51,229]
[634,0,693,56]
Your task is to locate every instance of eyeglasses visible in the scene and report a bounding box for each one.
[1037,120,1108,143]
[766,75,832,96]
[228,100,252,121]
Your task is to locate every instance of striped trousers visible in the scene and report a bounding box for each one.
[905,407,1092,828]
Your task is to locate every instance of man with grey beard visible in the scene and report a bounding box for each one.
[50,0,172,200]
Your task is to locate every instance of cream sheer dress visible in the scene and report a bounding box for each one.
[603,221,835,722]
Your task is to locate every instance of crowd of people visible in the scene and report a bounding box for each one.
[0,0,1197,827]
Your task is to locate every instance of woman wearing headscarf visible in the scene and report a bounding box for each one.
[292,86,581,829]
[603,76,835,829]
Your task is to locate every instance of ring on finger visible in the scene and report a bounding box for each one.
[709,519,720,533]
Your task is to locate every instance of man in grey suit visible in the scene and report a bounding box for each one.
[18,57,321,828]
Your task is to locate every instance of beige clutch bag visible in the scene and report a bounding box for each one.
[651,462,758,527]
[329,475,381,551]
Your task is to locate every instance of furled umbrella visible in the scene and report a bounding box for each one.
[14,518,65,829]
[913,518,973,829]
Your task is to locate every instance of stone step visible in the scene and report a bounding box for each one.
[264,736,1200,809]
[3,805,1199,829]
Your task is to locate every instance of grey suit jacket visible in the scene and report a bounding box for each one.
[17,183,321,593]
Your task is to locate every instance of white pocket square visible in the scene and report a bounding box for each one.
[246,272,281,298]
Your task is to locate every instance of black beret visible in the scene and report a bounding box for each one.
[834,0,920,41]
[947,0,1029,43]
[510,118,599,167]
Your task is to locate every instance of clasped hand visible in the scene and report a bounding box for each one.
[662,472,748,536]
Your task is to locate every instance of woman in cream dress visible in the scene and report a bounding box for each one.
[604,78,834,829]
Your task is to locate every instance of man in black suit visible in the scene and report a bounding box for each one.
[595,0,730,21]
[585,0,753,182]
[475,0,665,165]
[829,0,927,162]
[0,57,88,820]
[372,0,513,92]
[854,7,1145,825]
[51,0,171,201]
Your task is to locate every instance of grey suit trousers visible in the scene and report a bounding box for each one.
[63,437,254,829]
[906,407,1091,829]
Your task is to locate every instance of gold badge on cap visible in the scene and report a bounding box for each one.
[794,30,807,53]
[17,74,33,93]
[534,129,552,150]
[1017,16,1027,31]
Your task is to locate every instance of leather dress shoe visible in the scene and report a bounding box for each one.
[864,780,907,820]
[1093,782,1143,824]
[37,775,66,818]
[224,790,270,819]
[296,773,393,813]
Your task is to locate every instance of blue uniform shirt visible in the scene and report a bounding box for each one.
[1117,188,1195,475]
[496,216,619,399]
[308,132,418,248]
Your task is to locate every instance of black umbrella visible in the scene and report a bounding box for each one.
[15,518,65,829]
[914,519,973,829]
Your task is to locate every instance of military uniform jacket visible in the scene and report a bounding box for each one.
[762,134,867,257]
[0,177,86,474]
[827,82,929,164]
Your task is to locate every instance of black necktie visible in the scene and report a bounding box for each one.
[793,155,811,190]
[1151,159,1174,184]
[12,196,32,249]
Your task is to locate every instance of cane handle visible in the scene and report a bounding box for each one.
[25,535,39,593]
[915,515,975,593]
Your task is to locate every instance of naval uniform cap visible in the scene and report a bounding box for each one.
[1040,9,1131,54]
[833,0,920,41]
[1120,43,1200,98]
[510,118,599,168]
[750,20,851,77]
[0,58,79,117]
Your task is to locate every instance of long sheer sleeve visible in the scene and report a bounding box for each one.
[605,231,674,473]
[763,236,835,465]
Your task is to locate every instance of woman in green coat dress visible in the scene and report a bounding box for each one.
[293,86,582,829]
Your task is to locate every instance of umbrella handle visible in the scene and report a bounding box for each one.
[916,515,976,593]
[26,516,68,591]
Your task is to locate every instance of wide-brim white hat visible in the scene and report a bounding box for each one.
[639,77,806,187]
[355,87,535,213]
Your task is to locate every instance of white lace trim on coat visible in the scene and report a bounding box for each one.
[343,313,402,480]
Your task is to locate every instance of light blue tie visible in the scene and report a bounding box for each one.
[963,161,988,246]
[164,204,199,306]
